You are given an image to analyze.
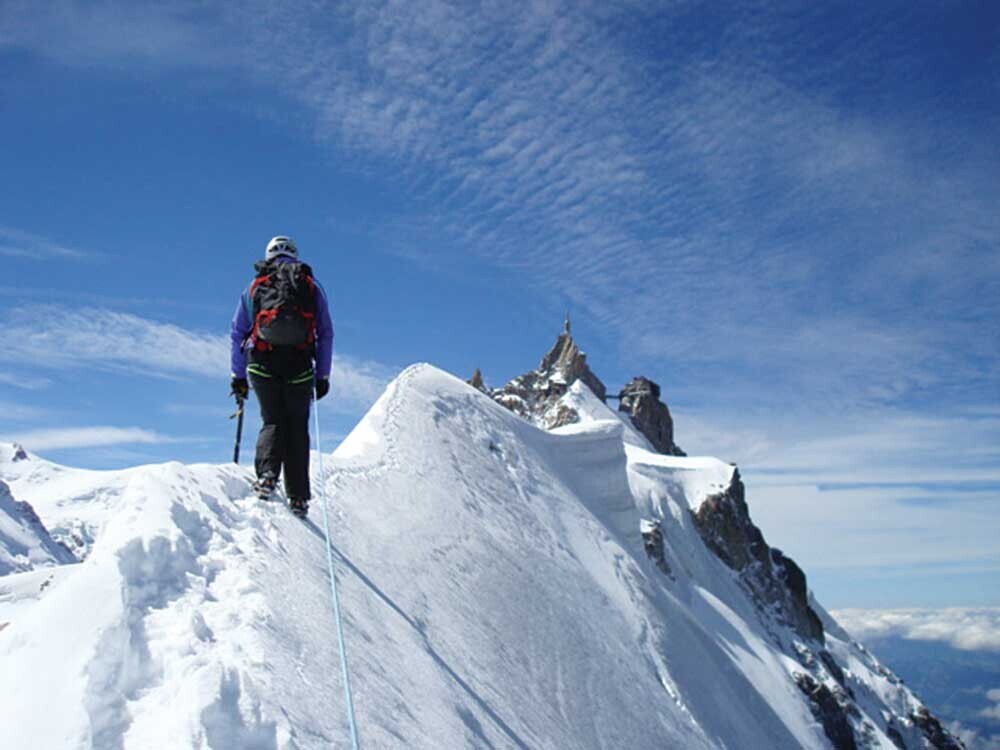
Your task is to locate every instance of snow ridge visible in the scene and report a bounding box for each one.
[0,365,965,749]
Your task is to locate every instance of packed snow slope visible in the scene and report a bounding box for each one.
[0,365,953,749]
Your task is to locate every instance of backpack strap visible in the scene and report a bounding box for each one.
[249,271,274,351]
[301,274,317,346]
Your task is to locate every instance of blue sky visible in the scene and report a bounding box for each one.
[0,1,997,609]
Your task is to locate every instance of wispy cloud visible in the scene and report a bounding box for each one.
[0,1,238,70]
[674,403,1000,590]
[982,689,1000,721]
[0,305,394,414]
[0,426,176,452]
[744,413,1000,486]
[832,608,1000,652]
[0,225,93,261]
[0,401,51,423]
[216,1,1000,416]
[0,372,51,391]
[1,305,226,378]
[6,3,996,414]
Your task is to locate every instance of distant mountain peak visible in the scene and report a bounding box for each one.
[0,478,76,576]
[472,321,686,454]
[536,323,608,401]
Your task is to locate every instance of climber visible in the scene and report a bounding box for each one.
[229,235,334,517]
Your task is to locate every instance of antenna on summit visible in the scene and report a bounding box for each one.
[563,311,571,336]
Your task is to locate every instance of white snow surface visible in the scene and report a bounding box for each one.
[0,365,931,748]
[553,379,654,450]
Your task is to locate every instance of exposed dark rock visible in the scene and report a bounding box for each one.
[536,329,607,402]
[485,325,608,430]
[692,470,768,570]
[468,368,485,391]
[910,706,965,750]
[12,443,28,462]
[692,471,824,642]
[819,650,849,693]
[617,377,685,456]
[886,723,906,749]
[794,673,858,750]
[772,548,826,642]
[793,642,817,669]
[479,321,691,458]
[640,520,671,576]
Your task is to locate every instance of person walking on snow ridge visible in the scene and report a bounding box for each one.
[230,235,334,517]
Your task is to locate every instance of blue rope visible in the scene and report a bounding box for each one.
[314,390,361,750]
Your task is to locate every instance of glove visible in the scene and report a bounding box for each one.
[230,376,249,400]
[315,377,330,401]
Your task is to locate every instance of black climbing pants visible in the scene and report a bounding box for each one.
[249,374,313,500]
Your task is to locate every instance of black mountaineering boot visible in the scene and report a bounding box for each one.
[253,473,278,500]
[289,496,309,518]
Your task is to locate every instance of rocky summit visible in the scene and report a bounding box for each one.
[471,317,680,455]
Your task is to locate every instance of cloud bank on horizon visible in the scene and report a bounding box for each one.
[834,607,1000,749]
[834,608,1000,653]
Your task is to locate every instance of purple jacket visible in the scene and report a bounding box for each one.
[230,256,334,379]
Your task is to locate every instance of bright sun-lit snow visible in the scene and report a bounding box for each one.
[0,366,948,748]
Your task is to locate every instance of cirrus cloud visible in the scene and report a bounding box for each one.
[0,426,175,452]
[0,305,394,414]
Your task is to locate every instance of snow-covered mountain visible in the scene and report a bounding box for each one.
[0,445,76,576]
[0,336,964,749]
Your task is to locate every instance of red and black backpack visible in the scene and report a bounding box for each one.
[248,260,317,351]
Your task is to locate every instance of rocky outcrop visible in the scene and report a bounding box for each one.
[483,320,609,431]
[640,519,671,576]
[886,723,907,749]
[478,320,685,452]
[910,707,965,750]
[617,377,685,455]
[12,443,28,462]
[692,470,824,642]
[695,472,965,750]
[536,323,607,402]
[468,368,485,391]
[771,548,825,641]
[794,673,858,750]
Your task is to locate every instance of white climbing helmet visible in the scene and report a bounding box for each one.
[265,235,298,261]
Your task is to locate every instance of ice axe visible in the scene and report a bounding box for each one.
[231,395,246,464]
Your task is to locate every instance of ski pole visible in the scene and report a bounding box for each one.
[231,395,245,464]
